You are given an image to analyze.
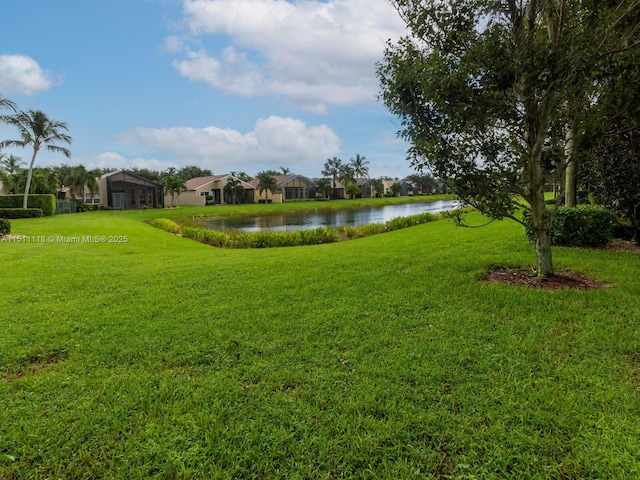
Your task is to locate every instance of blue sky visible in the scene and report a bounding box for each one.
[0,0,412,179]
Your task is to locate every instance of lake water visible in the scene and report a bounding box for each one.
[194,199,461,232]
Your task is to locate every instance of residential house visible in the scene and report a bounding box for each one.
[248,175,316,203]
[175,174,256,206]
[355,178,374,198]
[98,171,164,209]
[400,180,421,196]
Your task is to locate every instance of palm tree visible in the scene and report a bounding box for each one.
[0,154,24,174]
[31,167,61,195]
[321,157,343,199]
[257,173,277,203]
[224,177,244,204]
[1,110,71,208]
[279,166,291,175]
[349,153,370,197]
[349,154,369,179]
[370,178,384,198]
[0,96,17,113]
[338,164,355,191]
[314,177,332,199]
[162,169,187,207]
[66,165,99,201]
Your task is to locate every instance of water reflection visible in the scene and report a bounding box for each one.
[193,199,460,232]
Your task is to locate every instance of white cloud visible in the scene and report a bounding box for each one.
[170,0,406,112]
[113,115,341,174]
[0,54,57,96]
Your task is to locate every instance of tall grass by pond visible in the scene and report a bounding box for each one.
[149,210,458,248]
[1,207,639,478]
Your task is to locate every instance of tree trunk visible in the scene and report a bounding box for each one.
[564,118,578,207]
[529,181,554,278]
[526,100,555,278]
[22,148,39,209]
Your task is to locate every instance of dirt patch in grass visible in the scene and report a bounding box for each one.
[605,239,640,253]
[2,348,69,382]
[485,267,604,291]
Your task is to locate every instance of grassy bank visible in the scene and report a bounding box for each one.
[1,207,639,478]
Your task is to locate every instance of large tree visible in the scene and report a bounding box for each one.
[579,50,640,244]
[378,0,638,277]
[1,110,71,209]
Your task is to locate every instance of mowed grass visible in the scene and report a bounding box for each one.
[1,206,639,479]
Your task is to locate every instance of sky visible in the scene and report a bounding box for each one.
[0,0,413,179]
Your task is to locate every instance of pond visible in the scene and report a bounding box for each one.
[192,199,461,232]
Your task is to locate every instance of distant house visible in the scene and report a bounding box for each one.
[96,171,164,209]
[400,180,420,196]
[174,174,256,206]
[382,180,397,196]
[355,178,374,198]
[248,175,316,203]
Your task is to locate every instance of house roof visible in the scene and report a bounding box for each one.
[185,175,229,190]
[247,174,315,188]
[186,174,256,191]
[101,170,164,188]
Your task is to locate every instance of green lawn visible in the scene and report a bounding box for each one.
[1,204,639,479]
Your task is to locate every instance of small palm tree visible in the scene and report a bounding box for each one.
[224,177,244,204]
[257,173,277,203]
[315,177,332,199]
[162,169,187,207]
[280,166,291,175]
[321,157,343,199]
[338,164,355,192]
[1,154,24,174]
[1,110,71,208]
[66,165,98,201]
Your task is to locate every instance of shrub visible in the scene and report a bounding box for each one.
[150,210,442,249]
[0,218,10,236]
[523,205,613,247]
[0,194,56,216]
[74,200,97,213]
[0,208,44,219]
[147,218,182,235]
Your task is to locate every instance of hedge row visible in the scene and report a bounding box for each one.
[0,194,56,216]
[523,205,613,247]
[0,208,44,219]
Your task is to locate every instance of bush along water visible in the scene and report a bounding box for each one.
[148,210,449,249]
[523,205,614,247]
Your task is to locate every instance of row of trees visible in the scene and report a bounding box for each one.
[378,0,640,277]
[321,154,370,199]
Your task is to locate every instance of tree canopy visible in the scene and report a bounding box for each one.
[378,0,640,277]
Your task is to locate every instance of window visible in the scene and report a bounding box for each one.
[130,191,136,205]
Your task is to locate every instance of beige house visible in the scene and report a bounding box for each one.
[172,174,256,206]
[248,175,316,203]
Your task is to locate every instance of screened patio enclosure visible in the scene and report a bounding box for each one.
[102,171,164,209]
